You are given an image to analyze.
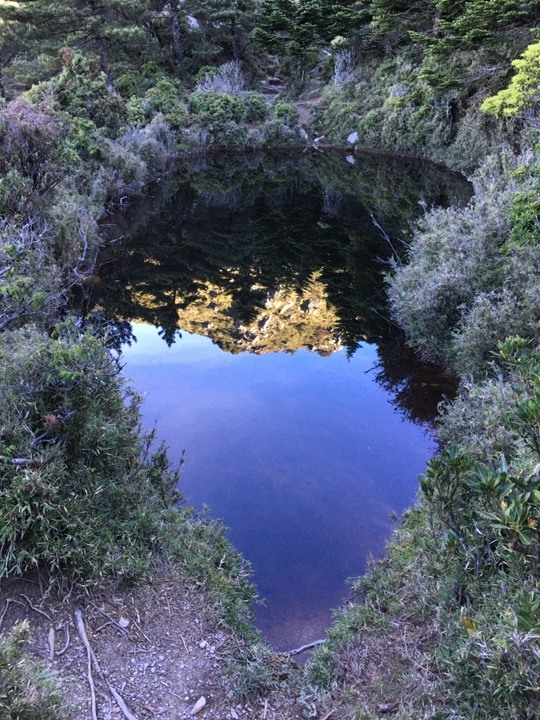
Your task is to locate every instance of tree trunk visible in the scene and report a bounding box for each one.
[170,2,185,64]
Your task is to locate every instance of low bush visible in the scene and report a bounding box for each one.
[272,102,299,126]
[188,91,245,126]
[0,622,66,719]
[195,61,245,95]
[0,321,180,584]
[262,119,302,147]
[0,98,67,202]
[388,153,540,376]
[128,80,188,129]
[0,220,62,332]
[242,93,268,122]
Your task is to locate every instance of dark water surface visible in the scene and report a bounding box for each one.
[91,152,470,649]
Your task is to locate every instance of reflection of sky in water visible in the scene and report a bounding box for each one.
[123,324,435,649]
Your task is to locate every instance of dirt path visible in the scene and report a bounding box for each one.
[0,574,305,720]
[294,99,323,131]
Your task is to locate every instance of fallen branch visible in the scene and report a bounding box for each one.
[284,639,325,656]
[74,607,99,720]
[74,606,140,720]
[319,711,337,720]
[109,686,138,720]
[20,593,52,622]
[86,599,128,635]
[48,626,55,660]
[56,625,70,656]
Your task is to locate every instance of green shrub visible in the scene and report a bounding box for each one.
[0,622,66,719]
[0,321,181,585]
[49,53,127,134]
[195,65,219,84]
[262,119,301,147]
[144,79,187,128]
[126,95,149,127]
[0,169,33,216]
[0,98,67,198]
[481,42,540,117]
[63,117,101,161]
[0,220,61,331]
[387,154,540,375]
[242,93,268,122]
[272,102,299,126]
[188,91,245,126]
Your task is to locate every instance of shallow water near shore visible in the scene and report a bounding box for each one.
[92,151,469,649]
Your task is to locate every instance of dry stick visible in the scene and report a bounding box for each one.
[19,593,53,621]
[159,679,183,701]
[74,607,140,720]
[129,616,152,644]
[56,625,70,656]
[48,626,55,660]
[95,621,116,634]
[109,686,138,720]
[319,711,337,720]
[74,607,99,720]
[285,639,325,656]
[179,633,190,654]
[86,600,128,635]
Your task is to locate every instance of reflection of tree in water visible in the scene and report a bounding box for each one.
[90,151,470,423]
[374,337,458,428]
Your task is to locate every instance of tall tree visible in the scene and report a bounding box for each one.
[251,0,361,61]
[0,1,163,91]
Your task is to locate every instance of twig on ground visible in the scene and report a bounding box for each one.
[95,621,116,633]
[48,626,55,660]
[74,607,99,720]
[180,633,190,654]
[86,599,128,635]
[20,593,52,621]
[56,624,70,656]
[130,616,151,644]
[109,686,139,720]
[159,679,183,700]
[284,639,325,656]
[74,606,140,720]
[319,711,337,720]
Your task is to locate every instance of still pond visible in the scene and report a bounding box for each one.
[92,152,470,650]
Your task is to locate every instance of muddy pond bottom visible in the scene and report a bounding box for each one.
[122,324,435,650]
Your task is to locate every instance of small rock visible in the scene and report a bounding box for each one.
[230,710,239,720]
[191,696,206,715]
[118,617,130,629]
[199,640,208,649]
